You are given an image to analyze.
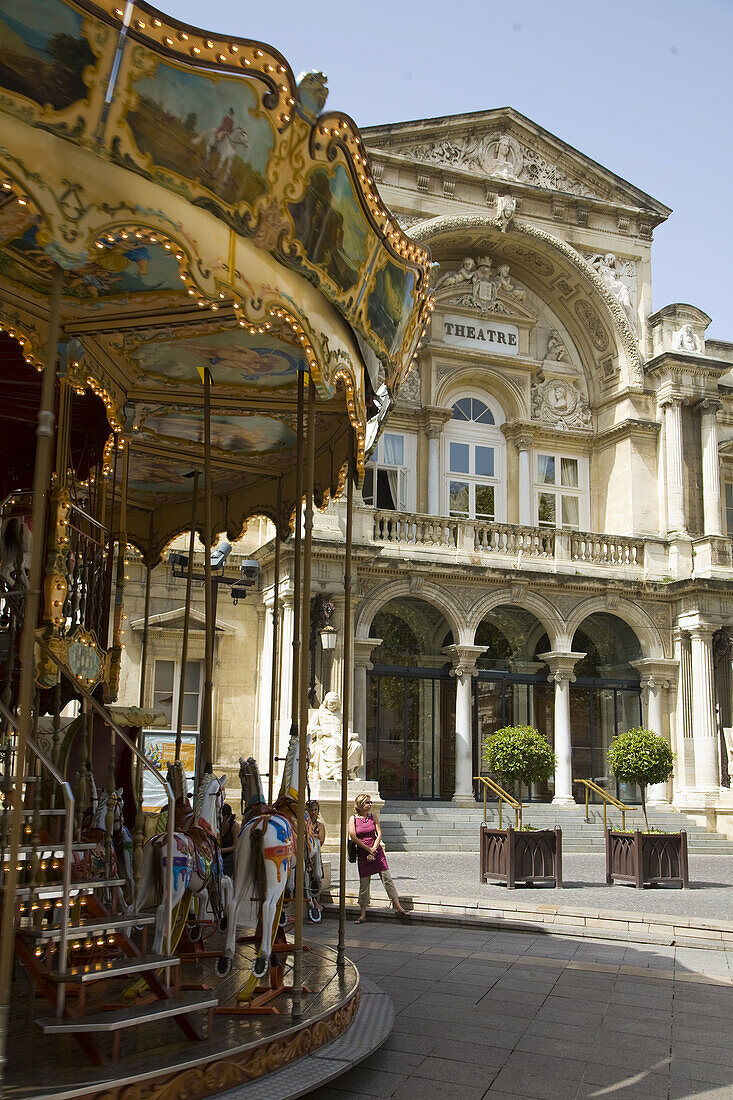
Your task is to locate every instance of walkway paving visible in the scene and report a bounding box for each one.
[304,917,733,1099]
[327,852,733,919]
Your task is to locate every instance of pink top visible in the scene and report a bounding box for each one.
[353,813,388,877]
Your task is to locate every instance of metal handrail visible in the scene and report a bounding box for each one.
[34,637,176,955]
[474,776,523,830]
[576,778,628,830]
[0,698,75,1018]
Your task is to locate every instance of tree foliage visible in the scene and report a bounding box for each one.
[607,727,674,829]
[482,726,556,790]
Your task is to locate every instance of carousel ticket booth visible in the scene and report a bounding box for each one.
[0,2,432,1095]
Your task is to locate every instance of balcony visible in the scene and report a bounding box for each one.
[365,508,732,581]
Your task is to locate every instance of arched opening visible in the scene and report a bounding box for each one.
[367,597,455,800]
[571,613,643,801]
[473,606,553,801]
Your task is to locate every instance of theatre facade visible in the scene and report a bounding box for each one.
[121,107,733,828]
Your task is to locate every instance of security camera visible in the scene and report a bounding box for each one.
[239,560,260,582]
[210,539,232,570]
[168,551,189,569]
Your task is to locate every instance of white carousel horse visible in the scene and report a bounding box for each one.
[216,731,322,980]
[136,766,228,956]
[193,126,249,182]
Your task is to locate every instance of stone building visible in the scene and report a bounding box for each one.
[120,107,733,829]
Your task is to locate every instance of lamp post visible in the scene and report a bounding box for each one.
[308,595,335,705]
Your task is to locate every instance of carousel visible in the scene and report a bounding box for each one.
[0,1,432,1096]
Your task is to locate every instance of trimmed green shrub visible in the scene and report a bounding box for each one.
[607,727,674,830]
[482,725,556,793]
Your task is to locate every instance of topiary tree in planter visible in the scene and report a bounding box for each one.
[482,725,556,802]
[607,727,674,831]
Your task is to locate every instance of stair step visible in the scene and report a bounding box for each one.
[22,915,156,941]
[5,842,98,856]
[8,878,127,899]
[37,990,217,1034]
[49,954,180,984]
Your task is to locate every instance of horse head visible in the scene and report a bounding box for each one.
[193,771,226,834]
[166,759,187,802]
[239,756,266,819]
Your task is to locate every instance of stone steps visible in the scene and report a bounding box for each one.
[378,801,733,854]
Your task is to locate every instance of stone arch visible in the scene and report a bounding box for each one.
[411,214,642,390]
[435,368,526,421]
[466,587,564,649]
[562,597,666,658]
[355,577,468,645]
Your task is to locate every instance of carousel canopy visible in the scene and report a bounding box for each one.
[0,0,433,558]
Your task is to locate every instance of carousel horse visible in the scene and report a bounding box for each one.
[0,514,31,590]
[216,730,321,981]
[89,789,134,911]
[136,765,228,955]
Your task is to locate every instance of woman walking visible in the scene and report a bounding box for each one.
[349,793,409,923]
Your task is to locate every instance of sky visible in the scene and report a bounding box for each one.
[165,0,732,339]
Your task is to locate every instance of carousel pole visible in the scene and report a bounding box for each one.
[137,511,155,709]
[200,369,213,781]
[267,481,282,804]
[175,471,199,763]
[0,264,63,1077]
[337,431,355,969]
[290,372,304,740]
[292,375,315,1020]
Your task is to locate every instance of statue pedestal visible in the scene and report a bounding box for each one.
[307,777,383,853]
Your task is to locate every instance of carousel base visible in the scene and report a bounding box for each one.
[4,938,361,1100]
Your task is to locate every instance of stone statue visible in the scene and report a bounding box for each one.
[496,194,517,232]
[494,263,525,301]
[435,256,475,291]
[545,330,567,361]
[589,252,633,316]
[673,324,701,353]
[307,692,363,781]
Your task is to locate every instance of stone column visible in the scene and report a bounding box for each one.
[699,399,723,537]
[443,644,486,807]
[661,395,686,535]
[673,628,694,794]
[421,407,452,516]
[538,651,586,806]
[690,625,720,793]
[254,599,274,767]
[630,658,678,806]
[276,593,294,761]
[517,436,532,527]
[353,637,382,749]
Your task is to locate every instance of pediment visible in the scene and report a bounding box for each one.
[433,255,538,326]
[131,607,236,635]
[363,108,669,218]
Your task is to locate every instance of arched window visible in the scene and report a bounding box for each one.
[442,393,505,522]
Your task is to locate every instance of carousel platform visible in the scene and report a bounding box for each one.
[4,937,363,1100]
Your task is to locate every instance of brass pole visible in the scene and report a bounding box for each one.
[267,482,282,804]
[290,372,304,735]
[112,434,130,654]
[175,471,199,762]
[0,265,62,1078]
[138,512,154,709]
[337,432,354,969]
[292,376,315,1019]
[201,370,213,779]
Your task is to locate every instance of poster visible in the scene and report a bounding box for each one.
[142,730,198,811]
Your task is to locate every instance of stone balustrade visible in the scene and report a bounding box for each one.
[569,531,645,567]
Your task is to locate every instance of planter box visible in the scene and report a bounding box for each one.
[480,825,562,888]
[605,828,688,889]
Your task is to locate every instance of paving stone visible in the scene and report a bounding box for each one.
[489,1063,584,1100]
[409,1055,494,1087]
[391,1078,487,1100]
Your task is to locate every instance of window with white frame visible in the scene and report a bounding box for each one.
[534,452,588,530]
[726,482,733,536]
[363,431,416,511]
[152,659,203,730]
[442,396,505,521]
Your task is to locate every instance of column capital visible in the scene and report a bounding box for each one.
[420,405,453,438]
[538,650,586,683]
[630,657,678,690]
[696,397,723,416]
[501,419,536,450]
[657,387,687,410]
[354,636,382,669]
[442,644,485,678]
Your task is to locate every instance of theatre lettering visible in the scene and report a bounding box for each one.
[441,313,519,355]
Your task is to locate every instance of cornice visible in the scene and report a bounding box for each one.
[644,352,730,380]
[501,419,594,451]
[594,418,661,447]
